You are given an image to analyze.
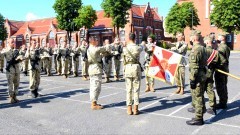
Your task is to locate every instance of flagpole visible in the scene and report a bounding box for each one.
[216,69,240,81]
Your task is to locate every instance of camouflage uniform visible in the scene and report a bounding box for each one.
[111,43,122,80]
[60,47,71,78]
[72,46,81,77]
[68,46,73,75]
[41,47,52,76]
[26,48,41,97]
[170,41,188,94]
[102,43,113,82]
[87,44,110,104]
[189,42,207,121]
[123,43,142,107]
[80,44,89,80]
[53,45,58,72]
[214,42,230,107]
[144,43,155,92]
[0,47,23,100]
[56,45,62,75]
[0,51,4,73]
[19,48,28,75]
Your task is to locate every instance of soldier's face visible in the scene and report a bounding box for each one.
[147,38,152,43]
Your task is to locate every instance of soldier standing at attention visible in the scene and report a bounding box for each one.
[72,42,81,77]
[87,36,110,110]
[59,41,71,78]
[0,45,5,73]
[144,36,155,92]
[102,39,113,83]
[56,44,62,75]
[53,44,58,73]
[186,30,207,125]
[80,39,89,81]
[42,43,53,76]
[123,33,142,115]
[215,33,230,109]
[0,38,24,103]
[112,37,123,81]
[26,40,42,98]
[170,33,188,95]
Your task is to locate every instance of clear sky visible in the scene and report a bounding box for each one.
[0,0,176,21]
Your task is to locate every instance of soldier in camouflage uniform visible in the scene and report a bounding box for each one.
[186,30,207,126]
[102,39,113,83]
[19,44,28,76]
[53,44,59,73]
[41,43,53,76]
[0,45,4,73]
[170,33,188,95]
[0,38,24,103]
[26,40,42,98]
[144,36,155,92]
[214,33,230,109]
[87,36,110,110]
[56,44,62,75]
[59,41,71,78]
[71,42,81,77]
[80,39,89,80]
[123,33,142,115]
[111,37,123,81]
[68,44,73,75]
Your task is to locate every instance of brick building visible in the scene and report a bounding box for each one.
[178,0,240,50]
[3,3,164,48]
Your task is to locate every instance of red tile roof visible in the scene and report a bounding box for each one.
[131,4,162,21]
[94,10,112,28]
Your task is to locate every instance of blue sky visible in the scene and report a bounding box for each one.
[0,0,176,21]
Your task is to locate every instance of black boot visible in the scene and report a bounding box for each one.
[187,107,195,113]
[186,118,204,126]
[0,69,3,73]
[30,90,37,98]
[216,103,227,109]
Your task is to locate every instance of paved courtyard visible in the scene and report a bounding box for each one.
[0,52,240,134]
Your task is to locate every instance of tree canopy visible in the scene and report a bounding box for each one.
[0,13,7,45]
[101,0,132,37]
[53,0,82,43]
[165,2,200,36]
[210,0,240,33]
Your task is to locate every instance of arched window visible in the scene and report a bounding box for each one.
[59,37,64,46]
[41,39,46,47]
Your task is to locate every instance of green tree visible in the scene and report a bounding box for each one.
[165,2,200,36]
[101,0,132,37]
[53,0,82,44]
[74,5,97,38]
[0,13,7,45]
[210,0,240,33]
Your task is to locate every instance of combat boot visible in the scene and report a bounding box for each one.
[105,77,110,83]
[127,105,133,115]
[149,84,155,92]
[114,75,119,81]
[174,87,181,94]
[9,96,16,104]
[73,72,77,77]
[30,90,37,98]
[13,94,19,103]
[133,105,139,115]
[207,107,217,115]
[145,85,150,92]
[0,69,3,73]
[179,87,184,95]
[91,101,104,110]
[63,74,68,79]
[216,103,227,109]
[186,118,204,126]
[187,107,195,113]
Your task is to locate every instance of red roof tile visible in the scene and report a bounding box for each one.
[94,10,112,28]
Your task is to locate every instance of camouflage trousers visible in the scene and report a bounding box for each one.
[175,66,185,87]
[43,57,52,75]
[61,58,69,75]
[6,69,20,96]
[72,58,79,74]
[21,58,29,72]
[215,67,228,105]
[125,76,141,106]
[0,58,4,70]
[204,77,216,108]
[89,74,102,102]
[113,58,121,77]
[191,80,206,120]
[145,66,154,85]
[29,69,40,91]
[57,59,62,74]
[103,61,112,78]
[54,55,57,72]
[81,59,89,76]
[68,58,72,74]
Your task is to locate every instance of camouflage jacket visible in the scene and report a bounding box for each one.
[170,41,188,66]
[26,48,41,70]
[217,43,230,66]
[189,43,207,82]
[144,43,154,67]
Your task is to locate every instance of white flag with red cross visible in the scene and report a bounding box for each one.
[147,46,182,85]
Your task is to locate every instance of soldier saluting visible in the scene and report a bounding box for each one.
[0,38,24,103]
[111,37,123,81]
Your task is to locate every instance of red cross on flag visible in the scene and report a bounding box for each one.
[147,46,183,85]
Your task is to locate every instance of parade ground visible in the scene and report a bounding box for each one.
[0,52,240,134]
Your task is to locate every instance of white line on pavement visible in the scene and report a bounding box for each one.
[168,103,191,116]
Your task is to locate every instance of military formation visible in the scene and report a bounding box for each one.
[0,31,231,126]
